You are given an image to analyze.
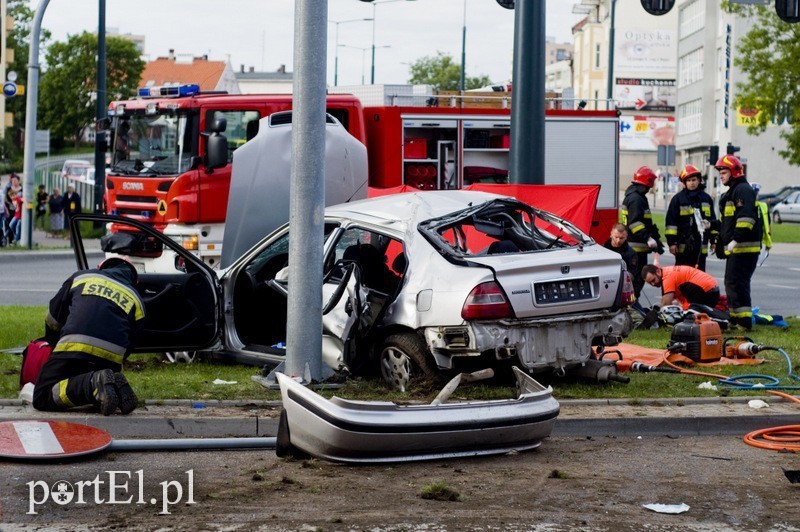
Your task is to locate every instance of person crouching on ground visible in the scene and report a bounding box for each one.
[641,263,720,310]
[33,257,145,415]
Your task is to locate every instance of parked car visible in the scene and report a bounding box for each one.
[70,191,634,390]
[759,185,800,210]
[61,159,95,185]
[771,190,800,224]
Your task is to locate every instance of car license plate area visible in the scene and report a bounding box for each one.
[534,278,595,305]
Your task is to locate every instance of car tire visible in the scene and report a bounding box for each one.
[164,351,197,364]
[773,211,782,224]
[379,333,440,392]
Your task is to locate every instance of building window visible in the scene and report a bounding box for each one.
[679,0,705,38]
[678,48,704,87]
[678,99,702,135]
[594,43,601,69]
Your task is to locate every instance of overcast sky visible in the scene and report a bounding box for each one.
[30,0,583,86]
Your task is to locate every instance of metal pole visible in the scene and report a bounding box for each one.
[285,0,328,383]
[94,0,107,219]
[370,3,376,84]
[460,0,467,92]
[334,22,340,86]
[606,0,616,109]
[509,0,545,184]
[21,0,51,249]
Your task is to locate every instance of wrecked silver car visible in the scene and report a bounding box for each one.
[70,190,633,390]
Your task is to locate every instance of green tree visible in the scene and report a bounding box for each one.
[407,51,492,91]
[39,32,144,148]
[726,2,800,165]
[4,0,51,154]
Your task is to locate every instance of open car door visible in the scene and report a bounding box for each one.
[69,214,220,354]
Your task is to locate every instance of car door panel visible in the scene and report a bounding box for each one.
[68,213,220,353]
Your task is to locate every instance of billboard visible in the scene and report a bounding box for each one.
[619,115,675,152]
[615,28,677,72]
[615,78,676,112]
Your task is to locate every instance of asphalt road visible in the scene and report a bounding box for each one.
[2,246,798,318]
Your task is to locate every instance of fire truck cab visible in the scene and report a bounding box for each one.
[106,84,366,270]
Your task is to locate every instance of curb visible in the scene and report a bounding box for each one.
[0,249,103,261]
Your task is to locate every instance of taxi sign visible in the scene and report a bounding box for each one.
[157,200,167,216]
[0,420,112,459]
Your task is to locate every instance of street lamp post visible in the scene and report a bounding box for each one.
[606,0,617,109]
[460,0,467,92]
[360,0,416,84]
[331,17,372,86]
[340,44,389,85]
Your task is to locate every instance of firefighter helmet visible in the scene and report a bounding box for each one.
[632,166,657,188]
[679,164,701,183]
[715,155,744,179]
[98,257,138,285]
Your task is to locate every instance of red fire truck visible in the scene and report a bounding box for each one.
[105,84,366,268]
[106,86,619,268]
[361,103,620,240]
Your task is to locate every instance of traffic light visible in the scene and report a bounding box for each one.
[726,143,741,155]
[641,0,676,15]
[776,0,800,23]
[708,145,719,166]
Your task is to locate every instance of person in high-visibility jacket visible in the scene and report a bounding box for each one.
[621,166,663,299]
[712,155,763,330]
[751,182,773,251]
[33,258,145,415]
[665,165,717,271]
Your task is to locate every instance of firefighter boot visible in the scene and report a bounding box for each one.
[114,372,138,415]
[92,369,120,416]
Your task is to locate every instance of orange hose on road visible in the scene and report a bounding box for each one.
[744,425,800,452]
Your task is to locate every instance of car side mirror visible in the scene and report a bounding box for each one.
[206,133,228,170]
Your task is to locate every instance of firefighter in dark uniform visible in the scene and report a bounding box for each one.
[664,164,717,271]
[33,258,145,415]
[713,155,763,330]
[621,166,664,299]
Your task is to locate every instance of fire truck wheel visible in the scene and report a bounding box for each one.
[164,351,198,364]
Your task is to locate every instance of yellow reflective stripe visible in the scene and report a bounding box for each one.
[700,248,708,255]
[724,205,735,216]
[58,379,76,408]
[629,222,645,233]
[629,242,649,252]
[701,204,711,216]
[730,309,752,318]
[53,342,124,364]
[730,246,761,253]
[679,207,694,215]
[665,227,678,235]
[644,213,652,219]
[72,275,144,320]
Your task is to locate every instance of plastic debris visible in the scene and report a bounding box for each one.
[697,381,718,391]
[643,503,690,514]
[748,399,770,409]
[212,378,238,385]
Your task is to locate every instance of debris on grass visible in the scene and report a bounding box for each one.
[420,481,463,501]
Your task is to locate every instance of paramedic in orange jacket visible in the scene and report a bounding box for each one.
[641,264,720,309]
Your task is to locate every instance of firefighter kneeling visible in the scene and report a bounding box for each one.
[33,258,145,415]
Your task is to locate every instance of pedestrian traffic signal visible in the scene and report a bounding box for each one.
[640,0,675,15]
[775,0,800,23]
[708,145,719,166]
[726,143,741,155]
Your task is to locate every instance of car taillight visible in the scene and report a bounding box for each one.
[461,281,514,320]
[619,270,635,307]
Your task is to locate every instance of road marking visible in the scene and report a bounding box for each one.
[790,268,800,272]
[766,284,798,290]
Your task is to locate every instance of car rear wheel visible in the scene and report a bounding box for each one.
[773,211,782,224]
[379,333,439,392]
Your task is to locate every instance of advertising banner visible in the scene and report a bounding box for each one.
[615,28,677,72]
[615,78,676,112]
[619,115,675,151]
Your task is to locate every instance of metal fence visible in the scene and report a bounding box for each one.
[33,156,95,210]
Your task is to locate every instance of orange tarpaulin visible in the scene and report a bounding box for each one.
[607,343,764,370]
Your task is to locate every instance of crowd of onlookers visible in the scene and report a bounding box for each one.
[1,173,82,246]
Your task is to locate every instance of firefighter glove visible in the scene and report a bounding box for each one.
[647,237,658,250]
[726,240,737,253]
[701,220,711,230]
